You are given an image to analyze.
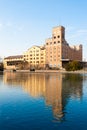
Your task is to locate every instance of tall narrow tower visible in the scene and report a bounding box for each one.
[52,26,65,44]
[45,26,65,68]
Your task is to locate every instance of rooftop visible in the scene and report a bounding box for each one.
[4,55,23,59]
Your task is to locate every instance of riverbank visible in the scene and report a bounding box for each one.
[35,69,87,74]
[4,69,87,74]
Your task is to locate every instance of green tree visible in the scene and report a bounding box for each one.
[65,61,82,71]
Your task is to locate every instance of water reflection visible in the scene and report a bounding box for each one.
[0,71,3,83]
[3,72,83,121]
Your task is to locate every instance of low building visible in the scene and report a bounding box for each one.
[4,55,23,70]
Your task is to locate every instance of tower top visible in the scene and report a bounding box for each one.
[53,25,65,30]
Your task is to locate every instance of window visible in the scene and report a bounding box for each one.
[58,41,60,43]
[46,43,48,45]
[36,50,39,52]
[49,64,52,67]
[36,61,39,63]
[54,47,56,50]
[58,35,60,38]
[54,41,56,44]
[54,36,56,39]
[58,55,60,57]
[54,64,56,67]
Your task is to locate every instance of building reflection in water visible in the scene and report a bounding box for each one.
[3,72,83,121]
[45,74,63,121]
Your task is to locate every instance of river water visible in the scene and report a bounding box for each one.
[0,71,87,130]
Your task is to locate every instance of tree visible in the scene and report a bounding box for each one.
[0,62,4,71]
[17,61,29,70]
[65,61,83,71]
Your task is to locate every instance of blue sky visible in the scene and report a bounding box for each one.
[0,0,87,60]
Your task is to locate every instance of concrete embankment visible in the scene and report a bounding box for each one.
[4,69,87,74]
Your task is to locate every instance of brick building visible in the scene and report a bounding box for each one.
[4,25,82,70]
[45,26,82,69]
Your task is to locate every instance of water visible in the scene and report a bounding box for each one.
[0,71,87,130]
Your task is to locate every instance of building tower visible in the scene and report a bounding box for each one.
[45,25,82,69]
[45,26,65,68]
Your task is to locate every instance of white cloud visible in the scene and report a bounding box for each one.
[6,22,12,27]
[0,23,3,29]
[18,26,24,31]
[68,33,80,39]
[77,29,87,34]
[67,28,87,40]
[66,26,75,32]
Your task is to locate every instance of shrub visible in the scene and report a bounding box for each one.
[65,61,83,71]
[0,62,4,71]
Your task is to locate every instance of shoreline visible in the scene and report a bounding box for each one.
[3,69,87,74]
